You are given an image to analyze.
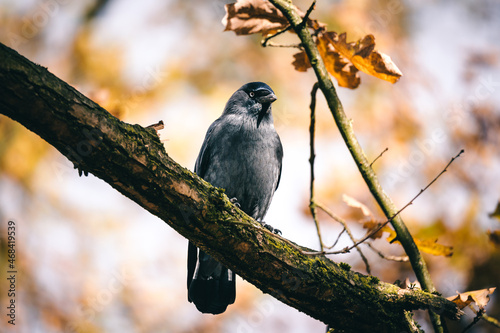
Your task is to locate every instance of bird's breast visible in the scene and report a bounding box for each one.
[204,123,280,219]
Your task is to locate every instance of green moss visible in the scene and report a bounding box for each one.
[369,276,380,284]
[339,262,351,271]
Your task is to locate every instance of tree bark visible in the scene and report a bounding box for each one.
[0,43,461,332]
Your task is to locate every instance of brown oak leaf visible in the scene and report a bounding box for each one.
[447,288,496,310]
[222,0,326,36]
[317,35,360,88]
[292,51,311,72]
[223,1,402,89]
[322,32,403,84]
[222,0,290,36]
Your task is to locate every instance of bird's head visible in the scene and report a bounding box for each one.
[223,82,277,127]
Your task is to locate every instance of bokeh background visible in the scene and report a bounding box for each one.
[1,0,499,332]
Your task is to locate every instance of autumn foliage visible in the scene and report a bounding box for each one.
[1,0,499,332]
[223,0,402,88]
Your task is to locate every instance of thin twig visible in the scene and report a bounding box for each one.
[307,81,370,270]
[262,0,317,47]
[264,42,302,48]
[462,307,484,333]
[261,26,292,47]
[396,149,465,213]
[309,83,325,251]
[303,149,465,255]
[481,313,500,329]
[366,242,409,262]
[316,202,371,273]
[298,0,317,28]
[370,147,388,168]
[468,305,500,329]
[327,227,346,249]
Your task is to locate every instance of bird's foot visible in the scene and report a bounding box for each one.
[74,164,88,177]
[229,197,241,208]
[259,221,281,235]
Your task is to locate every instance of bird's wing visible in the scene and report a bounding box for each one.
[274,134,284,191]
[187,241,198,292]
[194,119,220,178]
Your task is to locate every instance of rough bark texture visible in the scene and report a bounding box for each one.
[0,43,461,332]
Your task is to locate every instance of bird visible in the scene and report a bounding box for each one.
[187,82,283,314]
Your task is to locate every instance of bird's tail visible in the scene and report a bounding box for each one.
[187,242,236,314]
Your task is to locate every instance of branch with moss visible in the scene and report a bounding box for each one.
[0,42,462,332]
[267,0,446,331]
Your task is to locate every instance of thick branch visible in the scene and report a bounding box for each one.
[0,43,461,332]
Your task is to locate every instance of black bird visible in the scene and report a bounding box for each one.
[187,82,283,314]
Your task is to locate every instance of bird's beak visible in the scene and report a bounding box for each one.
[256,92,276,127]
[257,92,277,104]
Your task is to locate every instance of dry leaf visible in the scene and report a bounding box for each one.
[222,0,290,36]
[447,288,496,310]
[343,194,393,240]
[488,201,500,219]
[388,235,453,257]
[343,195,452,256]
[317,36,360,88]
[342,196,452,256]
[223,1,402,88]
[343,194,374,218]
[292,51,311,72]
[321,32,402,84]
[222,0,325,36]
[413,238,453,257]
[487,230,500,246]
[363,220,394,240]
[379,228,453,256]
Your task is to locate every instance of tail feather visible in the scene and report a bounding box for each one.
[187,242,235,314]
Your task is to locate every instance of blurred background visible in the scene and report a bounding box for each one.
[1,0,499,332]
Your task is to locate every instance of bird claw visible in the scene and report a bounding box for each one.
[260,221,281,235]
[230,197,241,208]
[74,164,89,177]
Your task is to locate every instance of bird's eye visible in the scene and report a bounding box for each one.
[249,91,255,98]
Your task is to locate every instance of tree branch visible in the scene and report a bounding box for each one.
[308,82,325,251]
[0,42,461,332]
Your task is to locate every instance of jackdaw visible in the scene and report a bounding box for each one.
[187,82,283,314]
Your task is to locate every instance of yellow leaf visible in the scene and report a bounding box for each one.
[447,288,496,310]
[321,32,402,84]
[386,235,453,257]
[414,238,453,257]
